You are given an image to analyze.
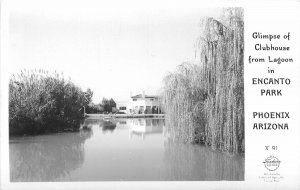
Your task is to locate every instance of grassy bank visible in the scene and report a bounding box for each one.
[9,69,92,135]
[162,8,244,154]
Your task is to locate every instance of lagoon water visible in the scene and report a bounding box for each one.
[10,118,244,181]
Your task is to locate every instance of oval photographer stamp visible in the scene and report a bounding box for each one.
[263,156,281,171]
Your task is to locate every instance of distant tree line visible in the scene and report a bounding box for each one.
[86,97,116,114]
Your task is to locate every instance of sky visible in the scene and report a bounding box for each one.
[8,0,221,103]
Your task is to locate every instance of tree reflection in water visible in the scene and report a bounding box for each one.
[9,129,93,182]
[10,118,244,181]
[163,138,244,181]
[101,120,117,133]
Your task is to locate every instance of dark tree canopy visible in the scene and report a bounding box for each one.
[101,97,116,113]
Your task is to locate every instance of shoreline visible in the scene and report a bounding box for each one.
[86,113,165,119]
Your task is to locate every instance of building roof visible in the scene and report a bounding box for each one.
[131,94,160,99]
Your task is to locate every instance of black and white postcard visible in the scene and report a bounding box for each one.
[1,0,300,189]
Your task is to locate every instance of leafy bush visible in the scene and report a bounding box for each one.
[86,103,103,114]
[9,69,93,135]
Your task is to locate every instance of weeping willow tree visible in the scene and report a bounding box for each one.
[162,8,244,154]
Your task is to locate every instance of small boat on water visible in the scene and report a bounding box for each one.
[103,115,115,120]
[103,116,113,119]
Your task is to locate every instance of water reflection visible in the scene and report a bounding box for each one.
[81,118,100,127]
[102,120,117,133]
[127,118,164,140]
[10,130,92,182]
[163,139,244,181]
[9,118,244,181]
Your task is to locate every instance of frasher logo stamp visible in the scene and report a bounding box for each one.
[263,156,281,171]
[259,155,283,183]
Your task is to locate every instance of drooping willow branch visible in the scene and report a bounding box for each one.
[162,8,244,154]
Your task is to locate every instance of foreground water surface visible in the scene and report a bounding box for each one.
[10,118,244,181]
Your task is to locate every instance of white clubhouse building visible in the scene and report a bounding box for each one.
[116,92,162,114]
